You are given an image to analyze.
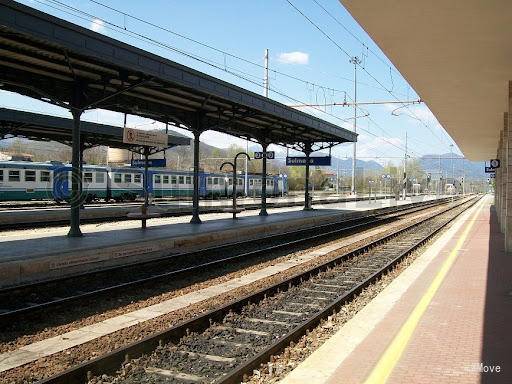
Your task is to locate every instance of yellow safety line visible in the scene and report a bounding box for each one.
[363,197,486,384]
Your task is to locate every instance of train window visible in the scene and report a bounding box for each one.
[219,178,224,185]
[9,170,20,182]
[186,176,192,184]
[95,172,105,184]
[25,170,36,182]
[83,172,93,183]
[228,178,233,185]
[207,177,212,185]
[124,174,132,183]
[178,175,184,184]
[0,170,3,182]
[155,174,161,184]
[114,173,122,183]
[134,174,141,183]
[249,179,253,186]
[238,179,243,186]
[171,176,177,184]
[213,178,219,185]
[163,175,169,184]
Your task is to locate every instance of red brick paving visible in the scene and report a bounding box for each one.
[327,199,512,384]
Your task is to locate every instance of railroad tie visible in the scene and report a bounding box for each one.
[302,288,338,295]
[312,283,345,289]
[175,350,237,363]
[288,302,323,308]
[213,325,270,336]
[144,367,205,382]
[246,317,290,327]
[209,339,251,348]
[272,310,304,317]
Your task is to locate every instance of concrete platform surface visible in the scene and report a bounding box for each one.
[0,195,440,288]
[280,195,511,384]
[0,193,396,226]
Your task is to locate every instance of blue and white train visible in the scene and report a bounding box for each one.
[0,161,288,202]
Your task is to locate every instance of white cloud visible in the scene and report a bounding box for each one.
[90,18,105,33]
[277,51,309,65]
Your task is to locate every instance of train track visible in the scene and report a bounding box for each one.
[36,195,478,384]
[0,195,400,230]
[0,198,454,323]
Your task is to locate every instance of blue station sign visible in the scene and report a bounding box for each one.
[286,156,332,166]
[131,158,167,167]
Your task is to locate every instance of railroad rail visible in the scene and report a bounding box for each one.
[13,196,475,384]
[0,198,454,323]
[34,196,478,384]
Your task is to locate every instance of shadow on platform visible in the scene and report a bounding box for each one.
[481,206,512,383]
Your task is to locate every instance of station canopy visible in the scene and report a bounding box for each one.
[341,0,512,160]
[0,1,356,151]
[0,107,190,150]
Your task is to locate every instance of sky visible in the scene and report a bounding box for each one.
[3,0,462,164]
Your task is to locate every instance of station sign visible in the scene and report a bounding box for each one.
[123,127,168,148]
[131,158,166,167]
[254,151,275,160]
[490,159,500,169]
[485,166,496,173]
[286,156,332,166]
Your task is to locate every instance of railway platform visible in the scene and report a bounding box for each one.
[280,195,512,384]
[0,195,439,289]
[0,193,394,227]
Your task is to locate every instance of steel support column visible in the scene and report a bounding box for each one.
[67,84,84,237]
[304,142,313,211]
[142,147,150,229]
[259,143,268,216]
[190,114,203,224]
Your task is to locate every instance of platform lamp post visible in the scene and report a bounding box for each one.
[220,152,251,219]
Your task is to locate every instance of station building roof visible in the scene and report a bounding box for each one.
[0,0,356,150]
[340,0,512,160]
[0,107,190,150]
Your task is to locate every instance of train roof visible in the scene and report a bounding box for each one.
[0,160,57,169]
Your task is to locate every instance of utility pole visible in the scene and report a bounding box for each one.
[250,48,270,199]
[462,157,465,196]
[402,131,407,200]
[349,56,361,195]
[450,144,454,200]
[336,159,339,195]
[438,154,441,198]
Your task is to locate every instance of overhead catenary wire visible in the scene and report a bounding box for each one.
[284,0,454,153]
[33,0,420,156]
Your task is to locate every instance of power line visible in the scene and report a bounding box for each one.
[311,0,401,77]
[35,0,415,155]
[285,0,452,153]
[87,0,355,96]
